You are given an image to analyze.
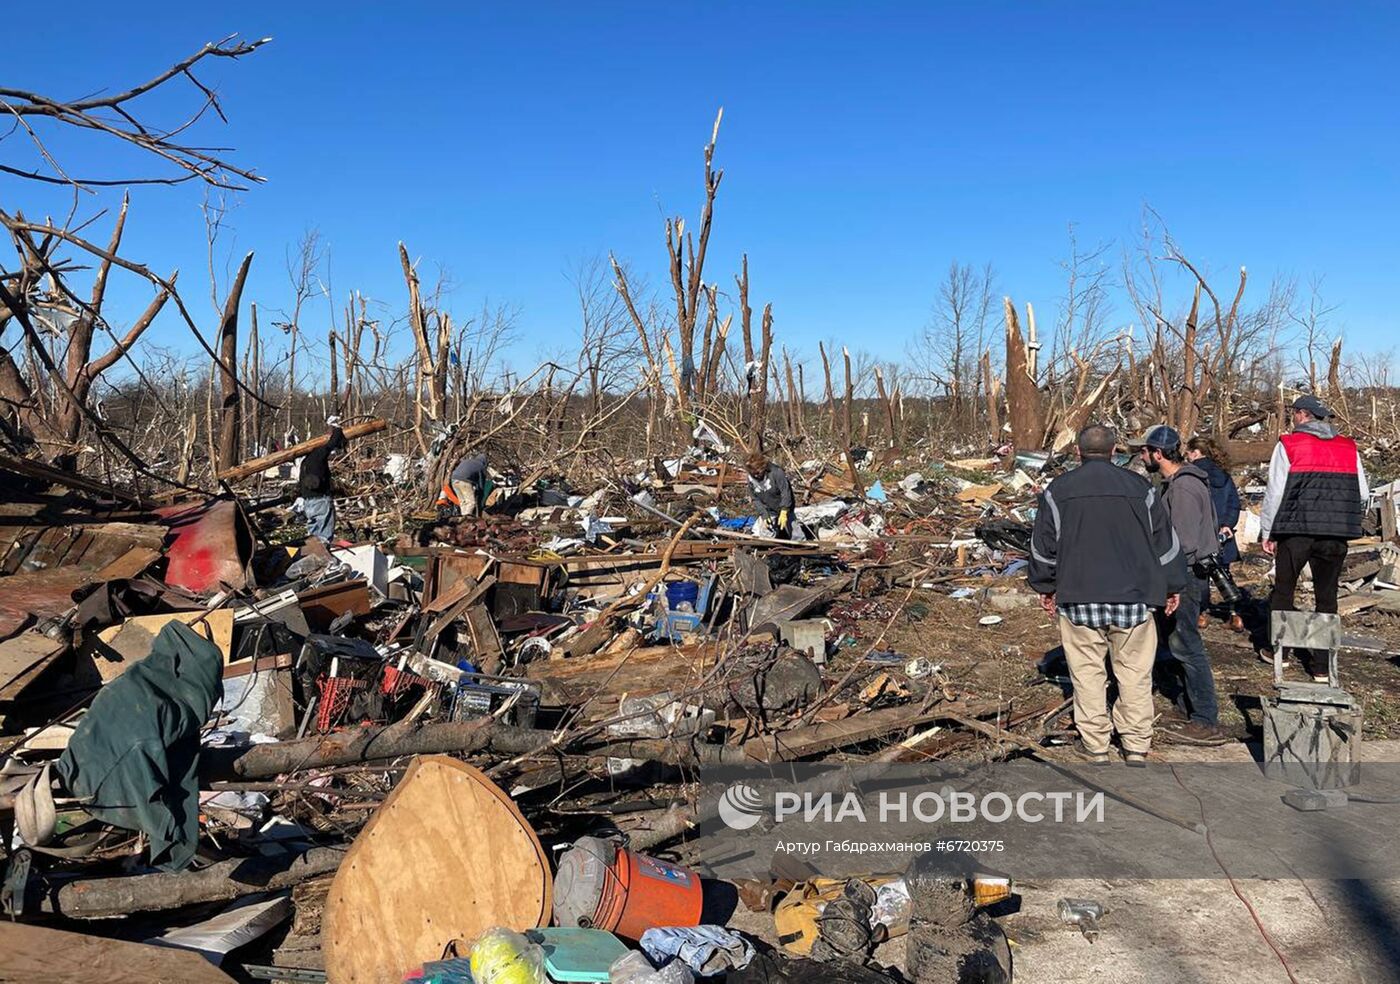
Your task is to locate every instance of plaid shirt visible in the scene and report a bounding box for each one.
[1058,602,1151,629]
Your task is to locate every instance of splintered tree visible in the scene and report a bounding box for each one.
[1002,298,1046,454]
[0,35,270,478]
[610,109,777,451]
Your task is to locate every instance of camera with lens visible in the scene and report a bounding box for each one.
[1192,553,1242,606]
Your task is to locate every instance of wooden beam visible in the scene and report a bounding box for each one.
[215,418,387,481]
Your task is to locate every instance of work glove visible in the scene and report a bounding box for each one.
[778,509,789,528]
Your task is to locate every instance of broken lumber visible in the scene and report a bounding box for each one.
[214,417,388,481]
[744,699,1008,762]
[562,514,700,658]
[0,450,145,506]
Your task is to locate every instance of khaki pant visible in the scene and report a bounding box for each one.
[1059,616,1157,754]
[451,480,479,517]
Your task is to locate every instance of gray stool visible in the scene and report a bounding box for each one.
[1262,611,1361,789]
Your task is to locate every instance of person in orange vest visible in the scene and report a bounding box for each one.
[1259,395,1370,681]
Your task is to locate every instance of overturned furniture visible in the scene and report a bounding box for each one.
[1262,611,1362,790]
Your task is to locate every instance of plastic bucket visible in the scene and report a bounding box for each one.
[553,836,703,941]
[665,581,699,610]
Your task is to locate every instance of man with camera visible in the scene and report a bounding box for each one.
[1260,395,1370,682]
[1132,425,1227,743]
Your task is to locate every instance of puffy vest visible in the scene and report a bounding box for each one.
[1271,432,1364,538]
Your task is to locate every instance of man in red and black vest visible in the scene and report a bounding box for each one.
[1260,394,1370,681]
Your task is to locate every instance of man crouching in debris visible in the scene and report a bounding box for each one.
[1028,425,1187,764]
[1133,425,1227,743]
[746,451,794,539]
[298,418,347,543]
[438,450,488,518]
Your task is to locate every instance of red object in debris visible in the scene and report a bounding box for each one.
[381,663,428,697]
[317,675,369,732]
[156,498,254,594]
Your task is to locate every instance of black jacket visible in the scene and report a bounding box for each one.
[297,427,346,497]
[1027,458,1189,606]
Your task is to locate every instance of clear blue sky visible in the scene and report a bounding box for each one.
[6,2,1398,373]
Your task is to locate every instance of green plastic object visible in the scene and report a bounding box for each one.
[530,927,629,982]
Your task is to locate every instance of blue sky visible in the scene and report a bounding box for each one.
[5,2,1397,375]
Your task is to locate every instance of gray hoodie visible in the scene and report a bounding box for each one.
[1164,462,1220,567]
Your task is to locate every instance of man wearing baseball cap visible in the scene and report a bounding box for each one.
[1132,425,1227,742]
[1259,395,1370,681]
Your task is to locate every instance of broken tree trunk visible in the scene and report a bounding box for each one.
[215,418,387,481]
[216,252,253,474]
[1003,298,1046,453]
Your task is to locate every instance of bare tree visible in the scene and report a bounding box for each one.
[914,261,996,428]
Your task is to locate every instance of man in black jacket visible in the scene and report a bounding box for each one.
[297,421,347,543]
[1028,425,1188,764]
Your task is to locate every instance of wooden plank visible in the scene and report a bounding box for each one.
[223,651,294,679]
[323,756,552,984]
[0,451,146,506]
[94,545,162,580]
[94,610,234,682]
[463,603,504,673]
[423,574,497,642]
[0,921,239,984]
[0,631,68,700]
[422,571,480,614]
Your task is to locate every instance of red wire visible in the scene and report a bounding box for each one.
[1169,764,1302,984]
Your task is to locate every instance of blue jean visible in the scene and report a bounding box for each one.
[1158,574,1219,724]
[303,495,335,542]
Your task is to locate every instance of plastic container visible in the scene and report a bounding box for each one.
[608,951,695,984]
[664,581,699,610]
[469,927,547,984]
[554,836,704,941]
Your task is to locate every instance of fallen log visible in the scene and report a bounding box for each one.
[200,718,746,781]
[38,846,344,918]
[215,418,388,481]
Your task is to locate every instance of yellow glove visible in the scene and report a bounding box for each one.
[778,509,789,528]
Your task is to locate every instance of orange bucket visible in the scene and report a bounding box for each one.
[553,836,703,940]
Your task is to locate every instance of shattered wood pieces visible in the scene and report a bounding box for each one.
[0,451,147,507]
[743,699,1008,762]
[423,574,497,641]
